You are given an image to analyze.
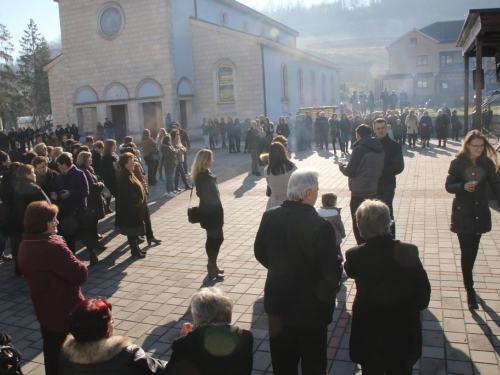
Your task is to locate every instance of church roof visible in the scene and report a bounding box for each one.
[418,20,464,43]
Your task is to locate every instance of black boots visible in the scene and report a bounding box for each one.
[467,288,478,310]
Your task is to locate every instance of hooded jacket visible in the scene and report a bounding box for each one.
[339,136,384,196]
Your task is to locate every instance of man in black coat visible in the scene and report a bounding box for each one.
[388,90,398,111]
[255,168,342,375]
[373,118,404,238]
[316,111,330,150]
[379,87,389,113]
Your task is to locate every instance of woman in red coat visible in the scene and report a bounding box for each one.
[18,201,88,375]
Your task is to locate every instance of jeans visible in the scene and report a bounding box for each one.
[350,194,377,245]
[164,167,175,192]
[378,183,396,238]
[457,233,482,290]
[229,137,236,152]
[104,127,114,140]
[203,134,210,148]
[214,134,219,147]
[408,133,417,147]
[268,313,328,375]
[174,162,190,189]
[235,137,241,151]
[40,325,68,375]
[144,154,158,184]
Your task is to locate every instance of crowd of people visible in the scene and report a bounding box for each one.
[1,101,500,375]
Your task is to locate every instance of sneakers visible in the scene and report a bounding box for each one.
[167,192,176,198]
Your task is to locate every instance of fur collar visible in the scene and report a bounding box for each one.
[62,335,132,364]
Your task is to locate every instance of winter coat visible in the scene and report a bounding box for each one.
[160,144,177,170]
[116,169,148,235]
[246,128,261,151]
[254,200,343,327]
[0,172,18,236]
[378,135,404,187]
[276,123,290,138]
[14,179,48,233]
[405,115,419,134]
[141,138,157,158]
[80,166,106,221]
[339,118,351,135]
[172,140,186,163]
[317,207,346,246]
[451,114,462,130]
[36,168,58,201]
[339,136,385,196]
[445,156,500,234]
[101,153,118,197]
[392,123,404,138]
[18,233,87,332]
[195,170,223,230]
[265,165,297,210]
[345,236,431,367]
[91,150,104,178]
[161,326,253,375]
[59,335,165,375]
[329,119,340,136]
[55,165,89,220]
[419,116,433,138]
[435,114,450,139]
[316,116,330,134]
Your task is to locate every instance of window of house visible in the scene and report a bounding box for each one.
[417,55,428,66]
[441,82,449,89]
[311,71,317,103]
[298,68,304,105]
[282,64,289,100]
[330,76,335,104]
[440,53,454,66]
[217,66,234,103]
[417,79,428,88]
[411,38,417,45]
[322,74,326,105]
[221,11,228,26]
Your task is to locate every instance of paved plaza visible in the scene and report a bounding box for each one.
[1,137,500,374]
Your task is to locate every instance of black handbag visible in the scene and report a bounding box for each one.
[187,187,200,224]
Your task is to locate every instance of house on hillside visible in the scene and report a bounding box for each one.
[44,0,340,138]
[376,20,499,109]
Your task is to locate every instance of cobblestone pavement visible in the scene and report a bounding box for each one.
[1,137,500,375]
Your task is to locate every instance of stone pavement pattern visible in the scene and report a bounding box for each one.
[1,138,500,374]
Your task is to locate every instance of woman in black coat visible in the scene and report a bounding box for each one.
[191,149,224,280]
[345,200,431,375]
[101,139,118,213]
[162,287,253,375]
[76,151,106,251]
[418,111,433,148]
[33,156,58,201]
[445,130,500,309]
[116,153,160,258]
[435,110,450,147]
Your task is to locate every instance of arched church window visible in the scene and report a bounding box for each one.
[217,65,234,103]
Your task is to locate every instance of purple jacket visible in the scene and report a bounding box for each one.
[55,165,89,219]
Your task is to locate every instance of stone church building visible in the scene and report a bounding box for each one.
[45,0,340,137]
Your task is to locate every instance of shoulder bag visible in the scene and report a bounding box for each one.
[187,186,200,224]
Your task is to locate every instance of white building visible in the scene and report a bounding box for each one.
[45,0,340,138]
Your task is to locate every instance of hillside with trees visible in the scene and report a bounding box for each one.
[260,0,499,90]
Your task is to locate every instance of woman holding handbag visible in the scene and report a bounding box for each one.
[191,149,224,280]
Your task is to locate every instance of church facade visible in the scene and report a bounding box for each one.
[45,0,340,137]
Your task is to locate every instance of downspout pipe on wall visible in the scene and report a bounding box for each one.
[260,44,267,116]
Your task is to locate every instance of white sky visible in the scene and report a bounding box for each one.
[1,0,341,58]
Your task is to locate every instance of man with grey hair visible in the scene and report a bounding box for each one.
[339,124,384,245]
[255,168,342,375]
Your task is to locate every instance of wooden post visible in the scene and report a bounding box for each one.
[475,37,482,130]
[464,54,469,135]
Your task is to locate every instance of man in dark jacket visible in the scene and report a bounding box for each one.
[316,111,330,150]
[339,125,384,244]
[255,168,342,375]
[379,87,389,113]
[388,90,398,111]
[373,118,404,238]
[25,125,35,150]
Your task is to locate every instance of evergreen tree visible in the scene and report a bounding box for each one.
[0,23,18,127]
[17,19,52,124]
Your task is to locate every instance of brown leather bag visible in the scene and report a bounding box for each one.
[187,187,200,224]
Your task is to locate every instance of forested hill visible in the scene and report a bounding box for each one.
[258,0,499,89]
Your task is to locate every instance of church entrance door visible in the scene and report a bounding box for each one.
[111,104,127,144]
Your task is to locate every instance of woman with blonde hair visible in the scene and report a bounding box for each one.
[445,130,500,309]
[405,108,418,148]
[191,149,224,280]
[49,147,63,172]
[156,128,168,181]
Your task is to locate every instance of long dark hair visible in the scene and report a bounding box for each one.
[141,129,151,141]
[268,142,295,176]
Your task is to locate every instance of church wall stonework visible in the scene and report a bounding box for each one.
[190,20,264,125]
[46,58,67,126]
[54,0,177,133]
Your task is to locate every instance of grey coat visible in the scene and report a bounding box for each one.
[340,136,385,196]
